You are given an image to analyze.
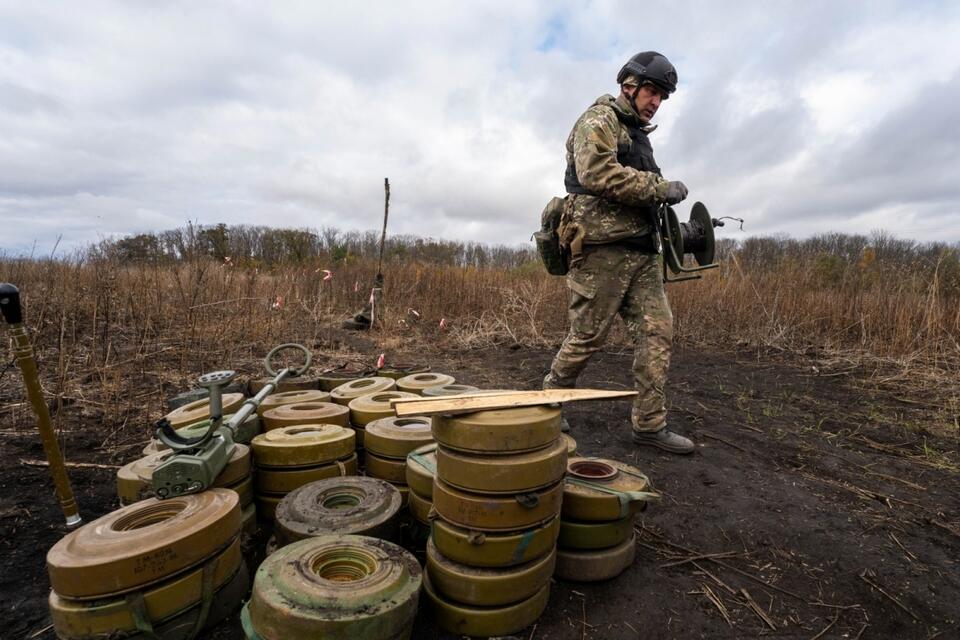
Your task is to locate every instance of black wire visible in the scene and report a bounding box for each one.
[715,216,746,231]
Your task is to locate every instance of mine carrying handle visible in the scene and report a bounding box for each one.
[0,283,82,527]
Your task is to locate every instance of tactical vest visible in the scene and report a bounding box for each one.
[564,113,661,195]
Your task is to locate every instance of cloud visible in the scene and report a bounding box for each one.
[0,0,958,256]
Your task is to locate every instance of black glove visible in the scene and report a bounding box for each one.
[665,180,688,205]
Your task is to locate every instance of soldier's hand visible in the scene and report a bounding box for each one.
[665,180,688,205]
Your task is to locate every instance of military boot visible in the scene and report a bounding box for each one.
[633,427,694,454]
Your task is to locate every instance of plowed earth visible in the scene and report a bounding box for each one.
[2,340,958,639]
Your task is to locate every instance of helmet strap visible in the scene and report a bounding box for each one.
[623,84,641,115]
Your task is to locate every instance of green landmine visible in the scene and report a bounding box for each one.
[243,535,421,640]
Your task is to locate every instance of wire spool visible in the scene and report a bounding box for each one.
[48,536,243,638]
[47,489,241,599]
[562,433,577,456]
[430,516,559,568]
[163,393,245,429]
[348,391,420,427]
[251,424,356,467]
[436,437,567,494]
[173,412,262,445]
[248,375,322,395]
[426,538,555,607]
[275,477,403,545]
[364,452,407,483]
[558,515,634,550]
[242,535,421,640]
[52,560,250,640]
[422,572,549,638]
[407,489,432,525]
[377,363,430,380]
[405,443,437,498]
[395,372,456,395]
[421,383,479,397]
[432,478,563,532]
[256,389,331,417]
[261,402,350,432]
[432,405,561,454]
[562,458,655,521]
[329,376,396,405]
[117,444,252,505]
[364,416,432,459]
[255,454,358,494]
[554,532,637,582]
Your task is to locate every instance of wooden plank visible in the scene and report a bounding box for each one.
[390,389,636,417]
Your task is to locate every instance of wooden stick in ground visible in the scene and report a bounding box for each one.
[390,389,636,417]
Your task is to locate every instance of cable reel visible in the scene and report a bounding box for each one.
[656,201,725,283]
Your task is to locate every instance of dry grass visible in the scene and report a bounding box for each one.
[2,234,958,363]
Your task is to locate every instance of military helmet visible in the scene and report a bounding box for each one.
[617,51,678,94]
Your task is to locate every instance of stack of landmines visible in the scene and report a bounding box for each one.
[46,490,247,639]
[254,389,356,523]
[250,372,454,523]
[349,372,456,505]
[422,403,569,638]
[556,457,654,582]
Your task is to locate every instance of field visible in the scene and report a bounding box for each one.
[1,228,958,639]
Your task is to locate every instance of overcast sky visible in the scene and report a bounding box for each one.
[1,1,959,255]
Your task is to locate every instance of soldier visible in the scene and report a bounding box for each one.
[543,51,694,454]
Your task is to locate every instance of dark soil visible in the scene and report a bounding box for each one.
[2,340,958,639]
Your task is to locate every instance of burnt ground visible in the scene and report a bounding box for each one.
[2,341,959,639]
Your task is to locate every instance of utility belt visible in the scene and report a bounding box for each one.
[559,226,660,268]
[606,234,660,254]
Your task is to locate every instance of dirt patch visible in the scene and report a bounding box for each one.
[2,342,958,639]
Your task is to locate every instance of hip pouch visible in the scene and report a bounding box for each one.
[534,196,570,276]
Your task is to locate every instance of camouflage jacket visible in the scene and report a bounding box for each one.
[561,94,670,245]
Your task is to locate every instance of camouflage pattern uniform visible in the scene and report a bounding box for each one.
[544,93,673,433]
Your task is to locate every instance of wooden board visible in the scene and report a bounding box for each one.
[389,389,636,417]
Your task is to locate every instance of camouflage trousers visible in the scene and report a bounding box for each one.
[543,243,673,432]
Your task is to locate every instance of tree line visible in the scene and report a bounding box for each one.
[93,223,958,287]
[96,223,538,270]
